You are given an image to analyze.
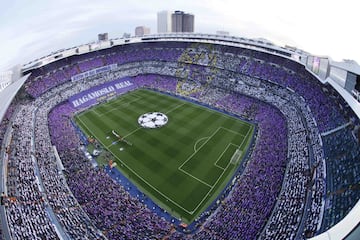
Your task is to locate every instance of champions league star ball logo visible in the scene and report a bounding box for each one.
[138,112,168,129]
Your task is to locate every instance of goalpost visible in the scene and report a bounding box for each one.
[230,149,242,165]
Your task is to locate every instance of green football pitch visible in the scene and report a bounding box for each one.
[74,89,255,223]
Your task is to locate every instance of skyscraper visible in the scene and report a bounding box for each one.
[157,11,171,33]
[171,11,194,33]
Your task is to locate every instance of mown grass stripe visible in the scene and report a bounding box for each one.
[74,88,255,223]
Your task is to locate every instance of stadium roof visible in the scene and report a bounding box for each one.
[312,200,360,240]
[0,36,359,240]
[330,59,360,75]
[0,74,29,123]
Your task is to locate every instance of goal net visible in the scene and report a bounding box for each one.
[230,149,242,164]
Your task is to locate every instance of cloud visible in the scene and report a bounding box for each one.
[0,0,360,71]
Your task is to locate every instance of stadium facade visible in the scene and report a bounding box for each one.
[0,33,359,239]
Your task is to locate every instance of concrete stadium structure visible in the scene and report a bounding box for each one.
[0,33,359,239]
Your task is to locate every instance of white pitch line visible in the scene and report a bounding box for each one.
[79,116,195,215]
[178,168,213,188]
[165,102,186,114]
[189,102,251,127]
[193,137,209,152]
[189,157,232,214]
[178,127,222,170]
[185,126,254,214]
[106,146,195,215]
[77,117,95,139]
[219,126,245,137]
[122,127,142,139]
[96,96,141,117]
[78,95,255,218]
[117,101,186,139]
[238,125,252,150]
[214,143,240,170]
[106,140,120,148]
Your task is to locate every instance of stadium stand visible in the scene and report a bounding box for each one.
[0,39,359,239]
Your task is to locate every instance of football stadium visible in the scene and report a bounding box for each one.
[1,23,360,240]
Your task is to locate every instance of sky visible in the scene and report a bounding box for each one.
[1,0,359,71]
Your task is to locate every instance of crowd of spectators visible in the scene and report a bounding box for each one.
[320,127,360,232]
[22,40,352,136]
[24,42,187,98]
[2,69,123,239]
[35,94,104,239]
[47,81,176,239]
[0,99,19,148]
[176,43,349,133]
[0,40,358,239]
[194,93,288,239]
[5,104,59,239]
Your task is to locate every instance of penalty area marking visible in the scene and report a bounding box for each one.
[194,137,209,152]
[78,108,254,217]
[178,168,213,188]
[78,116,196,215]
[187,126,253,214]
[180,126,245,172]
[214,143,240,170]
[178,127,222,170]
[187,151,234,215]
[106,144,198,215]
[178,126,252,214]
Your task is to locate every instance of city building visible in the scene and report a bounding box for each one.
[122,32,131,38]
[157,10,171,33]
[98,33,108,41]
[171,11,194,32]
[135,26,150,37]
[216,30,230,36]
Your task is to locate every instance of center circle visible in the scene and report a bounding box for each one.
[138,112,168,129]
